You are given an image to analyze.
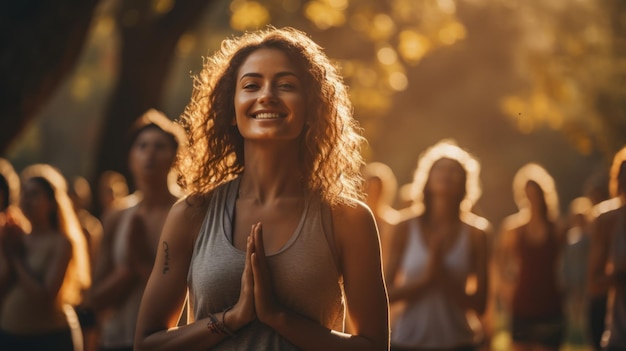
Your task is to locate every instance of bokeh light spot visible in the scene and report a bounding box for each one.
[231,1,270,31]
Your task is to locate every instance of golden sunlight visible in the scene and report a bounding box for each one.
[230,1,270,31]
[304,0,347,30]
[398,29,432,64]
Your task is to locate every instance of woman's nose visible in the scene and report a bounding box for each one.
[258,85,278,104]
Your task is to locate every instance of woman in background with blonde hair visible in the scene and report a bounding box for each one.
[0,163,91,350]
[385,140,491,351]
[496,163,565,351]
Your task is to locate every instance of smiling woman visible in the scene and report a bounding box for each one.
[133,26,389,351]
[234,48,306,141]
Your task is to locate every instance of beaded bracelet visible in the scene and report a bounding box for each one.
[206,307,235,337]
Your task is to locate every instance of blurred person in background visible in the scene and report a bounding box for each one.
[588,146,626,351]
[70,175,104,351]
[562,196,594,348]
[496,163,566,351]
[97,170,135,223]
[363,161,402,252]
[89,109,184,351]
[70,175,104,262]
[0,158,21,309]
[0,158,19,214]
[384,140,491,351]
[0,163,91,351]
[581,171,612,351]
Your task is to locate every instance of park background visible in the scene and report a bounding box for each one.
[1,1,625,349]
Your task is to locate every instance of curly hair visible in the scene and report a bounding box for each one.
[177,26,365,205]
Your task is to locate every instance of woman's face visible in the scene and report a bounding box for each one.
[234,48,306,142]
[426,158,466,198]
[20,179,54,225]
[525,181,545,208]
[129,127,177,182]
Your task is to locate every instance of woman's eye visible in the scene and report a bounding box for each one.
[278,82,296,90]
[243,83,258,89]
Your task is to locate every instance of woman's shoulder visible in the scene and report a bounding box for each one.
[461,212,492,236]
[389,205,421,227]
[326,198,378,234]
[170,193,212,223]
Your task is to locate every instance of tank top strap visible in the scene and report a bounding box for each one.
[320,201,340,273]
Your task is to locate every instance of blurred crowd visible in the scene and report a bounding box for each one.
[1,111,625,351]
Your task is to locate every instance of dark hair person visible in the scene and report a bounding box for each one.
[134,27,389,351]
[89,109,184,351]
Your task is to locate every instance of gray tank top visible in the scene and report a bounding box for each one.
[187,177,344,350]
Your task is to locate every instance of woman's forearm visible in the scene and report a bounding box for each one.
[266,308,387,351]
[137,310,251,351]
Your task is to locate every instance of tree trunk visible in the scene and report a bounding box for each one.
[94,0,213,190]
[0,0,99,153]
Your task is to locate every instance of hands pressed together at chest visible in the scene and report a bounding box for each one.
[231,222,284,330]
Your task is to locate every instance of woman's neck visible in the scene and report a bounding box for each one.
[239,143,304,203]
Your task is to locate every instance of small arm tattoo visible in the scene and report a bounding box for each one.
[162,241,170,274]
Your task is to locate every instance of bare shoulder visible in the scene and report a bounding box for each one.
[500,213,525,233]
[496,213,524,248]
[591,205,625,243]
[330,200,374,235]
[462,212,492,233]
[462,213,492,245]
[592,198,622,220]
[164,194,210,240]
[595,204,623,225]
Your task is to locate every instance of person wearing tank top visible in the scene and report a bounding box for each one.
[134,27,389,351]
[0,164,91,351]
[589,147,626,351]
[384,141,491,351]
[89,110,183,351]
[496,163,566,351]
